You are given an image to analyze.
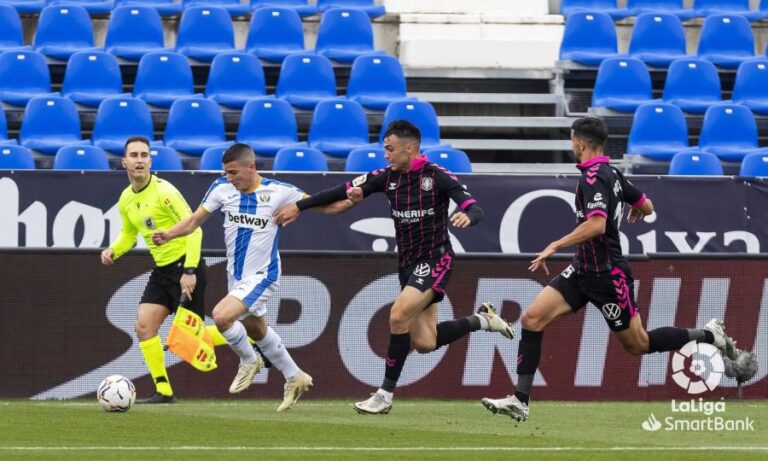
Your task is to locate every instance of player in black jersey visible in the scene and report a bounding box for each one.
[480,116,739,422]
[275,120,515,414]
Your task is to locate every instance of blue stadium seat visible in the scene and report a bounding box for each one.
[698,104,758,162]
[739,150,768,176]
[53,145,110,170]
[344,146,386,172]
[316,8,384,63]
[561,0,630,19]
[20,96,88,155]
[250,0,316,16]
[205,52,266,109]
[237,98,305,156]
[133,51,196,107]
[0,146,34,169]
[176,6,235,62]
[34,5,99,61]
[273,146,328,171]
[308,99,369,158]
[380,99,445,151]
[627,103,690,160]
[0,50,52,107]
[424,147,472,173]
[697,14,754,69]
[0,108,17,145]
[199,142,234,170]
[668,150,723,175]
[181,0,248,16]
[0,4,24,52]
[731,58,768,115]
[559,12,619,66]
[105,6,168,62]
[114,0,181,15]
[0,0,44,14]
[627,0,697,21]
[692,0,761,20]
[276,53,337,109]
[62,51,123,107]
[629,13,687,68]
[149,145,183,170]
[245,7,304,63]
[317,0,384,18]
[591,57,653,112]
[92,96,155,153]
[754,0,768,20]
[662,57,722,113]
[347,54,409,110]
[164,98,226,156]
[47,0,113,15]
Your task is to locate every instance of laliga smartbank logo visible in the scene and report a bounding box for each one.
[641,341,755,432]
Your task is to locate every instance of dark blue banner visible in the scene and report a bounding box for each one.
[1,171,766,254]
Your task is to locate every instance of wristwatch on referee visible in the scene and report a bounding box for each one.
[183,268,196,275]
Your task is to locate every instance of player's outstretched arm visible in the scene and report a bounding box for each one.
[628,198,654,224]
[153,207,211,246]
[529,216,607,274]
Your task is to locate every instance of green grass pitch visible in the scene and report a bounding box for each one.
[1,399,766,461]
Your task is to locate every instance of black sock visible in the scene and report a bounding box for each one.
[648,327,692,353]
[381,332,411,393]
[515,329,543,405]
[435,316,481,349]
[254,344,272,368]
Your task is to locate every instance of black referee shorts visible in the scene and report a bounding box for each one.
[140,257,207,318]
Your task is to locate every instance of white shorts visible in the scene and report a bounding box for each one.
[227,272,279,318]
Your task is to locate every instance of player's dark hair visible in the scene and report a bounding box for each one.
[123,136,151,155]
[383,120,421,144]
[222,143,256,164]
[571,116,608,149]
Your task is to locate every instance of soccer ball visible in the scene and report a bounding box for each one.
[96,375,136,412]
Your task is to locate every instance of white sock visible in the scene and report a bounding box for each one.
[376,389,393,402]
[221,321,258,364]
[474,313,490,330]
[255,327,302,381]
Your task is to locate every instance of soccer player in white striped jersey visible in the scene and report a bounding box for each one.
[153,143,353,411]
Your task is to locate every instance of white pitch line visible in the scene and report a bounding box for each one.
[1,447,767,452]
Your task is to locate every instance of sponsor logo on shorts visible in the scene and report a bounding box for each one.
[600,303,621,320]
[413,263,430,277]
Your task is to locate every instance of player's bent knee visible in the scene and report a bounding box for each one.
[412,338,436,354]
[520,311,545,332]
[622,342,647,356]
[134,321,158,340]
[212,306,237,330]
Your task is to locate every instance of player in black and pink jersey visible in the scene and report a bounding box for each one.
[480,116,738,422]
[275,120,515,414]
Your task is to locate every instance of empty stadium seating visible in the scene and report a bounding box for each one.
[344,146,387,172]
[148,145,183,170]
[245,7,305,62]
[668,150,723,175]
[591,57,653,112]
[133,51,197,107]
[164,97,226,155]
[20,96,88,155]
[628,13,687,68]
[199,143,232,170]
[0,50,52,107]
[181,0,248,16]
[0,145,35,169]
[114,0,181,16]
[662,58,722,114]
[697,104,758,162]
[47,0,113,15]
[61,51,123,107]
[105,6,168,62]
[316,8,384,63]
[560,0,630,19]
[346,54,409,110]
[627,103,690,160]
[731,58,768,115]
[249,0,316,16]
[236,97,305,156]
[739,150,768,176]
[176,6,235,62]
[626,0,697,21]
[92,96,155,153]
[34,5,99,61]
[317,0,385,18]
[205,52,267,109]
[308,98,369,157]
[379,100,445,151]
[697,14,754,69]
[424,147,472,173]
[276,53,337,109]
[53,145,110,170]
[559,12,619,66]
[273,146,328,171]
[0,4,23,52]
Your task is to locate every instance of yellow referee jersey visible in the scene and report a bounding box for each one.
[109,176,202,268]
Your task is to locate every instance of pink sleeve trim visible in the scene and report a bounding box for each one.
[459,198,477,210]
[586,210,608,219]
[345,182,351,190]
[631,193,647,208]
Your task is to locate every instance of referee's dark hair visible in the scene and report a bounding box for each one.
[222,142,256,165]
[571,116,608,149]
[383,120,421,145]
[123,135,151,154]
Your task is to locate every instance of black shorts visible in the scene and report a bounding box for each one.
[140,257,207,318]
[398,253,454,304]
[549,264,638,332]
